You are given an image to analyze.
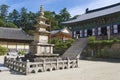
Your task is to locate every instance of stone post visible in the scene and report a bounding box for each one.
[67,57,70,69]
[76,58,79,68]
[43,59,46,72]
[4,56,7,66]
[25,59,29,75]
[56,58,59,70]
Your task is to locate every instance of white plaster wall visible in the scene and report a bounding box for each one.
[8,42,16,49]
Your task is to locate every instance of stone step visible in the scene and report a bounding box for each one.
[61,38,88,60]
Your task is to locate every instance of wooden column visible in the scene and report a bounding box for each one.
[107,26,110,39]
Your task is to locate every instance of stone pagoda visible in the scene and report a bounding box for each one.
[28,5,59,61]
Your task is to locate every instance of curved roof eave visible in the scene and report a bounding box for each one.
[62,4,120,25]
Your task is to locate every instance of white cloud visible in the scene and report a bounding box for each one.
[69,0,120,17]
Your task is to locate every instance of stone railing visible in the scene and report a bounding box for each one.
[4,56,79,75]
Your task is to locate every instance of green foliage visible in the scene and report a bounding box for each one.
[98,48,120,59]
[88,36,96,41]
[59,8,71,21]
[8,9,20,25]
[5,22,18,28]
[0,45,8,55]
[51,38,74,49]
[18,50,25,55]
[0,19,6,26]
[44,11,59,30]
[87,36,120,58]
[51,38,74,55]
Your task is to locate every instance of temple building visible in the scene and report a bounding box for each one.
[62,3,120,39]
[51,27,72,41]
[0,27,33,54]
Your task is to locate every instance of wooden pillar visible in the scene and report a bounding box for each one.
[107,26,110,39]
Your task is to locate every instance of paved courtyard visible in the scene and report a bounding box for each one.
[0,56,120,80]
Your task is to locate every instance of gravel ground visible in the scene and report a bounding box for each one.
[0,56,120,80]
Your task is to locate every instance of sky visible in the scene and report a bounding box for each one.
[0,0,120,17]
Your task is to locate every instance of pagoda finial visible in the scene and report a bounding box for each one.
[40,5,44,16]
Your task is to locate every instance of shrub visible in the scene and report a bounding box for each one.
[0,45,8,55]
[18,50,25,55]
[88,36,96,41]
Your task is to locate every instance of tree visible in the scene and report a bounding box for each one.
[0,4,9,21]
[59,8,71,21]
[44,11,59,30]
[19,7,28,29]
[56,8,71,29]
[8,9,20,26]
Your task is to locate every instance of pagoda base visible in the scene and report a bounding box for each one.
[22,53,60,62]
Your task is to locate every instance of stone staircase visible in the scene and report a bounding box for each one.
[61,38,88,60]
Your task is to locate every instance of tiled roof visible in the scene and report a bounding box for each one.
[51,27,71,35]
[62,3,120,24]
[0,27,33,41]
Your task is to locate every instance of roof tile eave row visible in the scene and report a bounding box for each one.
[62,4,120,24]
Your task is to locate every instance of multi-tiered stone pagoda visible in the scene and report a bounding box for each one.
[26,6,59,61]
